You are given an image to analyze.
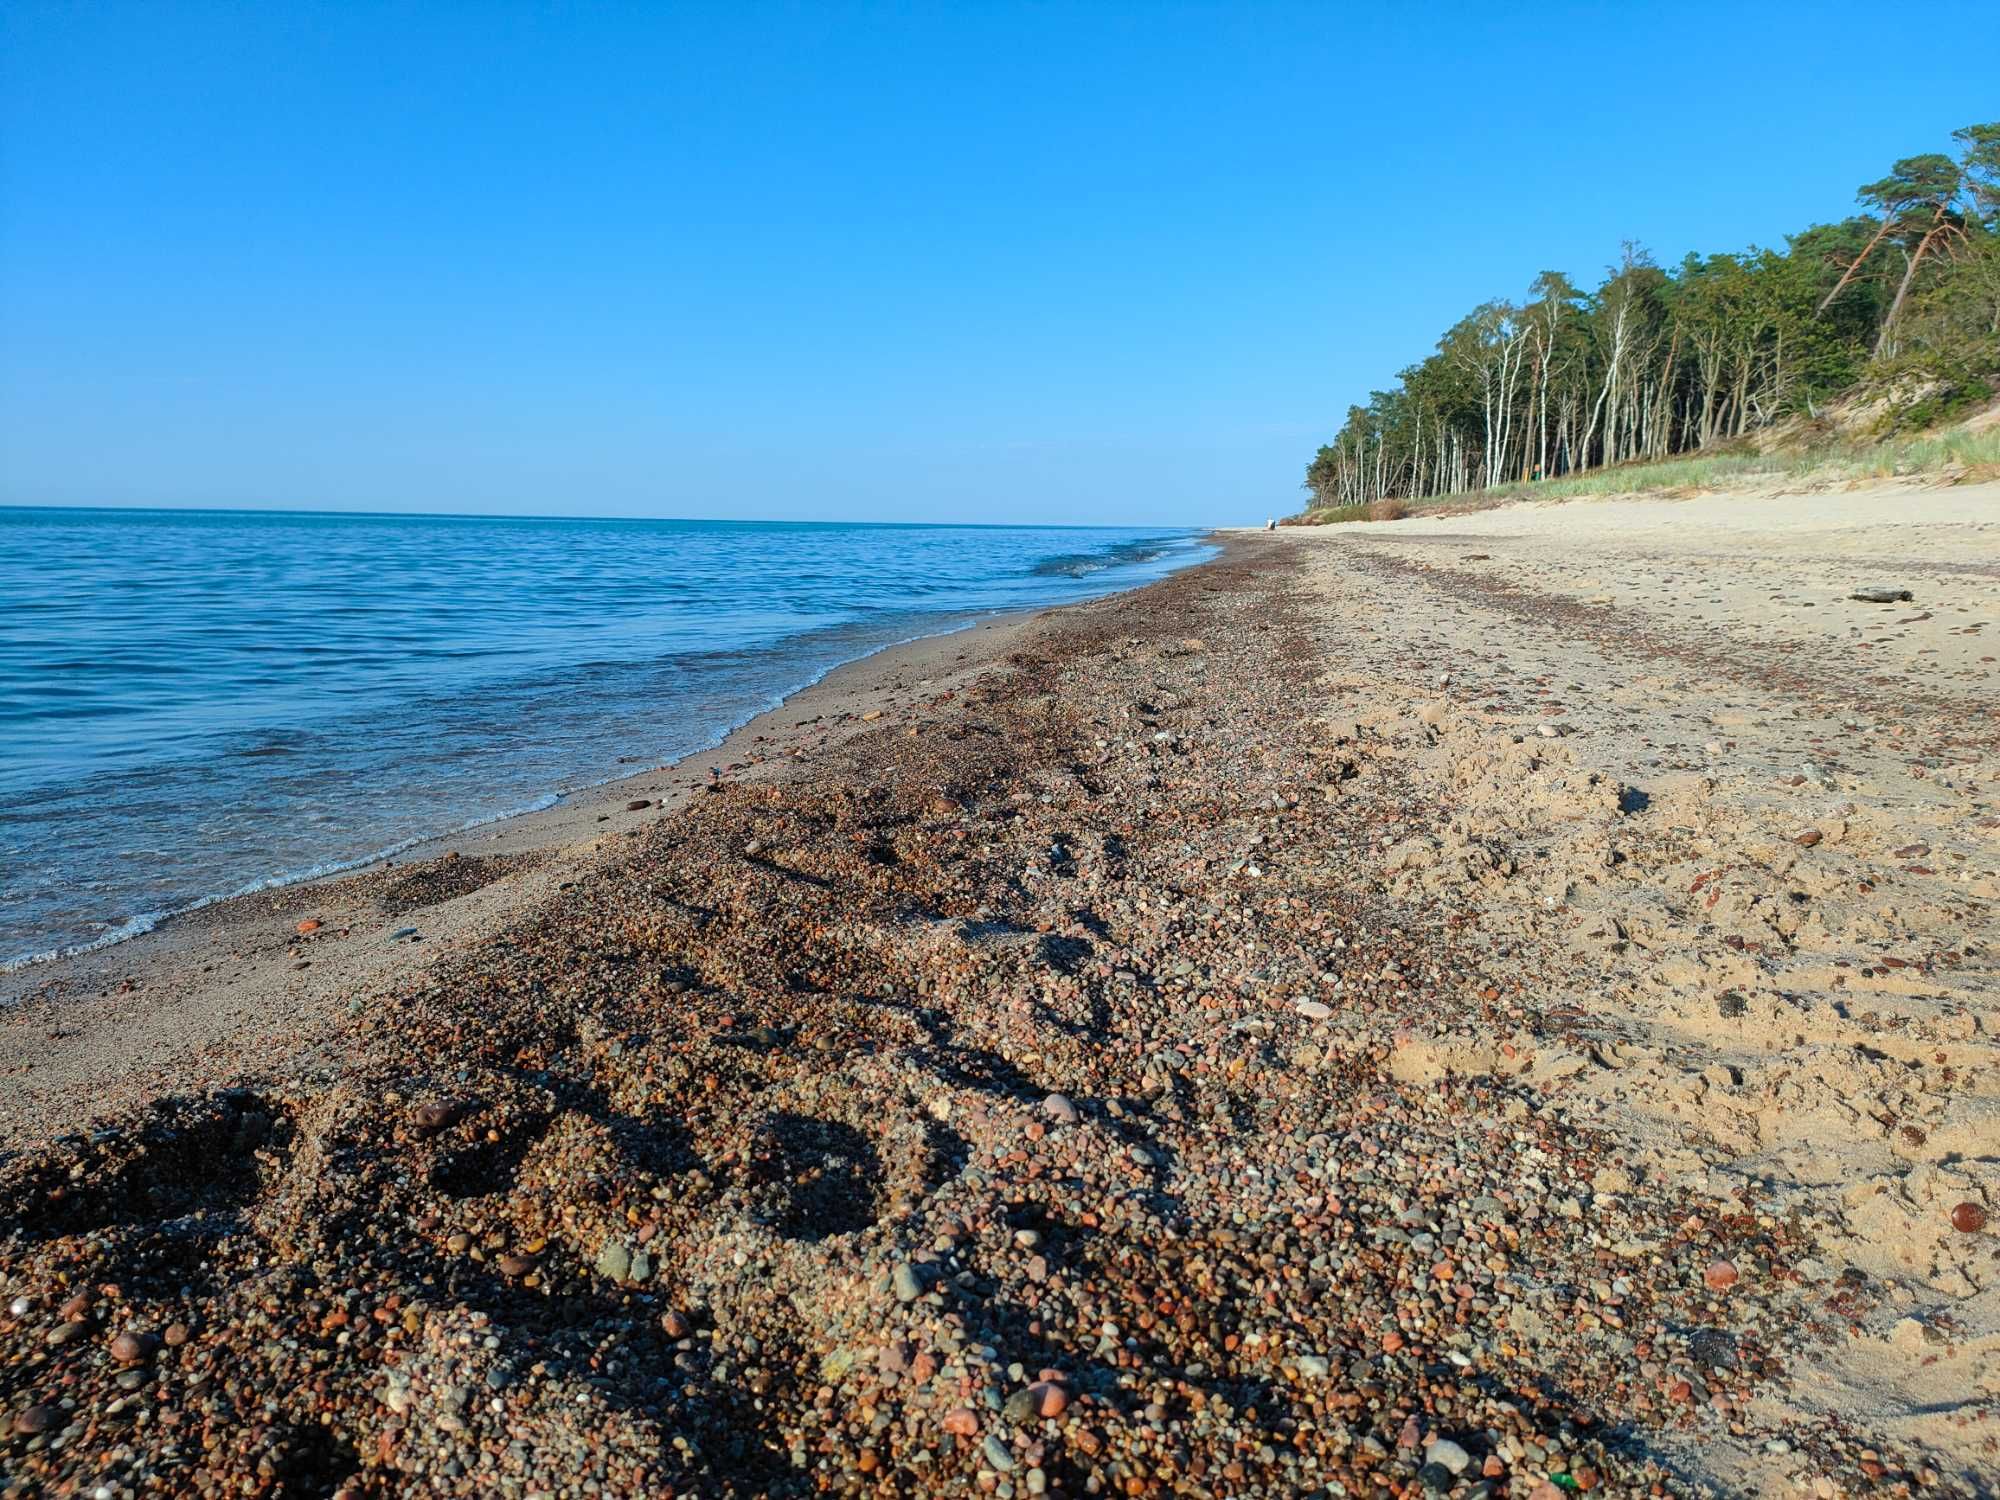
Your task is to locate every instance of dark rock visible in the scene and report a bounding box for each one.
[1690,1328,1738,1370]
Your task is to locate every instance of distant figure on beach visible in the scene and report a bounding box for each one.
[1264,518,1276,530]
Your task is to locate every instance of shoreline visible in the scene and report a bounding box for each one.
[0,604,1068,978]
[2,493,1995,1498]
[1,516,1216,982]
[0,596,1071,1137]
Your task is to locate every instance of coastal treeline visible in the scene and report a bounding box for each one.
[1305,124,2000,508]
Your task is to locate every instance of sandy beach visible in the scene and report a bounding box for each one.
[3,481,1997,1498]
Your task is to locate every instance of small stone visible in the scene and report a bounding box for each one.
[626,799,651,811]
[1795,829,1823,848]
[1041,1093,1079,1124]
[1951,1201,1987,1233]
[982,1432,1015,1472]
[892,1263,926,1303]
[595,1242,633,1282]
[11,1404,64,1435]
[411,1099,465,1136]
[296,919,321,934]
[1295,1354,1330,1378]
[940,1406,979,1436]
[1294,998,1333,1021]
[162,1321,189,1347]
[662,1309,692,1338]
[1850,587,1913,603]
[1425,1439,1472,1476]
[1690,1328,1738,1370]
[1704,1259,1739,1291]
[109,1329,157,1364]
[497,1253,537,1277]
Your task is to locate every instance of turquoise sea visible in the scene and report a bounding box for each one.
[0,508,1210,967]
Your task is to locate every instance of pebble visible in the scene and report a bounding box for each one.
[11,1404,64,1436]
[892,1263,926,1302]
[940,1407,980,1436]
[1704,1258,1739,1291]
[109,1330,155,1365]
[981,1433,1015,1472]
[1425,1439,1472,1475]
[1950,1201,1987,1233]
[411,1098,466,1135]
[1040,1092,1079,1124]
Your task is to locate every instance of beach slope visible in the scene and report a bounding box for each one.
[3,484,1996,1497]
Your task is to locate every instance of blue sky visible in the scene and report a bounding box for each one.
[3,3,1995,526]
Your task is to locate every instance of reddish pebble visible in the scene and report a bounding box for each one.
[1795,830,1822,848]
[661,1309,691,1338]
[1381,1331,1405,1354]
[1951,1201,1987,1233]
[410,1099,465,1136]
[11,1404,64,1435]
[1704,1258,1739,1291]
[109,1330,155,1364]
[1483,1455,1506,1478]
[163,1322,190,1347]
[1027,1381,1069,1418]
[296,918,321,934]
[940,1406,979,1436]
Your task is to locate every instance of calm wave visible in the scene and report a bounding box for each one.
[0,509,1211,966]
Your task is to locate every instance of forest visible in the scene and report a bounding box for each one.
[1303,124,2000,509]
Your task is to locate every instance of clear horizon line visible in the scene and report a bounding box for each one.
[0,499,1214,532]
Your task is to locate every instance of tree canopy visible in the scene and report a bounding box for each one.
[1304,125,2000,509]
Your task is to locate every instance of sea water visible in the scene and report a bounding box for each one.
[0,508,1210,967]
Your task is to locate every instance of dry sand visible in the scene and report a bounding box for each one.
[1278,478,2000,1491]
[1,484,1995,1498]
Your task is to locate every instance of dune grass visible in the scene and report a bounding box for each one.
[1295,423,2000,524]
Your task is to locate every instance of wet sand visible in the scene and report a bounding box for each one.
[1,612,1048,1143]
[2,489,1996,1498]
